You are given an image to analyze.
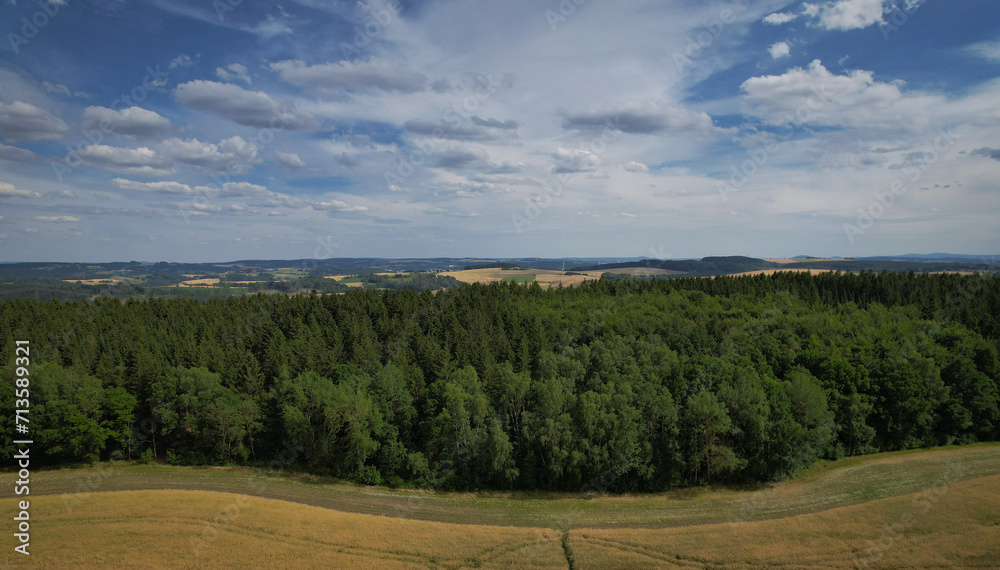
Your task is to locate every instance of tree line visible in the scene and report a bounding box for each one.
[1,271,997,492]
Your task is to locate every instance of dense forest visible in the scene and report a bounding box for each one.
[2,271,998,493]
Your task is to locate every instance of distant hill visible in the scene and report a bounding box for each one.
[577,256,780,276]
[579,255,1000,278]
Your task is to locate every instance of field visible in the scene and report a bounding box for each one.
[729,268,845,277]
[438,267,679,288]
[569,475,1000,568]
[1,491,565,569]
[3,444,999,567]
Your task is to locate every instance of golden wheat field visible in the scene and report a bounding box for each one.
[438,267,680,288]
[569,474,1000,568]
[2,446,999,568]
[0,490,565,569]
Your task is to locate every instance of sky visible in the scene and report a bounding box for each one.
[0,0,998,263]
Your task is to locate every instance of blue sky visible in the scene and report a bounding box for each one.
[0,0,998,262]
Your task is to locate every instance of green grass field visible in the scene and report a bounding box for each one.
[3,444,999,567]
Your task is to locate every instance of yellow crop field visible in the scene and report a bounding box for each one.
[0,490,565,569]
[440,268,605,288]
[4,445,999,568]
[568,474,1000,568]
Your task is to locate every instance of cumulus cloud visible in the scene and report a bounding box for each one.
[805,0,888,31]
[403,119,516,142]
[276,151,306,169]
[168,54,195,69]
[763,12,798,25]
[214,181,271,197]
[333,152,360,168]
[551,147,601,174]
[623,161,649,173]
[769,42,791,60]
[79,145,174,177]
[158,136,259,174]
[971,147,1000,161]
[435,146,489,170]
[216,63,252,84]
[0,142,39,162]
[175,80,320,130]
[471,116,518,130]
[270,59,427,94]
[0,101,68,141]
[82,106,173,136]
[0,181,41,198]
[559,100,714,134]
[112,178,195,195]
[312,199,368,213]
[741,60,903,127]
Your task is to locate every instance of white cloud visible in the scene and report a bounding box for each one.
[403,119,516,142]
[805,0,888,31]
[0,181,41,198]
[82,106,173,136]
[175,80,320,130]
[623,161,649,173]
[741,60,904,127]
[216,63,252,85]
[35,216,80,222]
[551,147,601,174]
[769,42,791,60]
[275,151,306,169]
[270,59,428,95]
[158,136,259,174]
[0,100,68,141]
[214,182,271,197]
[763,12,798,25]
[313,199,368,213]
[112,178,195,195]
[559,99,714,134]
[79,144,174,177]
[168,54,195,69]
[0,142,39,162]
[965,40,1000,62]
[40,81,71,97]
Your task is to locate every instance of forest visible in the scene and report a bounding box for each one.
[2,271,998,493]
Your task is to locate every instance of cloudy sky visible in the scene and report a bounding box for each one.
[0,0,998,262]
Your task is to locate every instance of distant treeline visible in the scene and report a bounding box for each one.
[585,256,999,277]
[0,273,461,302]
[463,263,525,270]
[1,271,997,493]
